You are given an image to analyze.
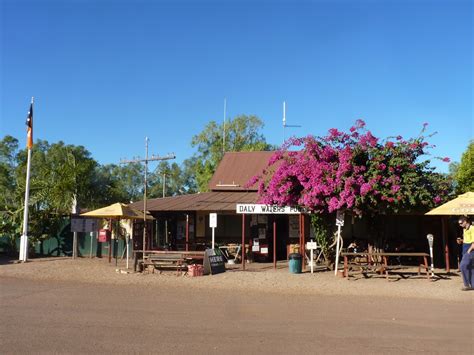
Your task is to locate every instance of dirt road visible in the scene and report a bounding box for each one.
[1,276,472,354]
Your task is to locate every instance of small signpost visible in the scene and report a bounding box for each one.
[306,240,317,274]
[209,213,217,249]
[334,211,345,276]
[203,248,226,275]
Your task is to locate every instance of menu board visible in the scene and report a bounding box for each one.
[203,248,226,275]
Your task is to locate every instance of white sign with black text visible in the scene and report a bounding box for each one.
[209,213,217,228]
[209,213,217,248]
[236,204,306,214]
[336,211,345,226]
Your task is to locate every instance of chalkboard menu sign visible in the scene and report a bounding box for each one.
[203,248,226,275]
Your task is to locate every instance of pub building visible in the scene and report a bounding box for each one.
[130,151,311,267]
[130,151,456,271]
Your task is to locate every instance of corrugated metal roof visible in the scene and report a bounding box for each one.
[208,151,274,191]
[130,191,259,212]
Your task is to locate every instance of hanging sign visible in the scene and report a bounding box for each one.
[209,213,217,228]
[336,211,345,226]
[203,248,226,275]
[209,213,217,248]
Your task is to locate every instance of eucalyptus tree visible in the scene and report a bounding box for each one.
[190,114,273,192]
[97,162,143,203]
[148,160,197,198]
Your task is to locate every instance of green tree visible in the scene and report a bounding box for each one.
[148,160,197,198]
[190,114,273,191]
[448,161,459,191]
[0,136,19,206]
[455,141,474,194]
[180,157,198,194]
[97,163,144,203]
[0,137,115,253]
[13,140,101,244]
[0,136,22,252]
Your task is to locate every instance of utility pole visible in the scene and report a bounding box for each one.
[121,137,175,260]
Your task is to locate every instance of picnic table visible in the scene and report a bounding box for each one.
[134,250,205,275]
[341,251,431,280]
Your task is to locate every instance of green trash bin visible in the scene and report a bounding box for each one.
[289,253,302,274]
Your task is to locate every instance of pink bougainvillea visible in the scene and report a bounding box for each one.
[251,121,452,216]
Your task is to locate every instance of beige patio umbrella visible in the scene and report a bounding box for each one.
[425,192,473,272]
[81,203,153,267]
[425,192,474,216]
[81,202,153,220]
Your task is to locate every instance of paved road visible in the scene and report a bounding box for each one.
[1,277,472,354]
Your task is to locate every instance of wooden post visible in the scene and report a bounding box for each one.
[241,214,246,271]
[185,214,189,251]
[424,256,430,280]
[273,219,276,270]
[343,255,348,278]
[115,219,119,267]
[441,217,450,273]
[108,218,112,263]
[302,214,306,271]
[299,214,302,254]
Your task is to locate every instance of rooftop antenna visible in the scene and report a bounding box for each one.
[223,98,227,155]
[282,101,301,142]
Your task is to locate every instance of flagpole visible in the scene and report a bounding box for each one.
[20,97,34,262]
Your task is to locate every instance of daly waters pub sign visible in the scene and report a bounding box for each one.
[236,204,306,214]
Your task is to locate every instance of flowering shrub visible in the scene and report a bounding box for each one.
[251,120,452,216]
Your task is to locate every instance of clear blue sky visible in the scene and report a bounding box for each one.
[1,0,472,173]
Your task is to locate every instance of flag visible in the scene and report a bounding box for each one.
[26,102,33,149]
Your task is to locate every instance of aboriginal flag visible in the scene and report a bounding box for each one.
[26,102,33,149]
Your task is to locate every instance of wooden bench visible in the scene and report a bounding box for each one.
[134,251,205,275]
[341,252,431,281]
[144,254,186,275]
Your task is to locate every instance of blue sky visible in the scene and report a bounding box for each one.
[1,0,472,173]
